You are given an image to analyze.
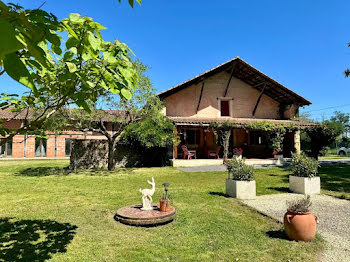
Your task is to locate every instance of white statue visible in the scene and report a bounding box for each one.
[139,177,155,210]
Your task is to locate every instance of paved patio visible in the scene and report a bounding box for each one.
[243,193,350,262]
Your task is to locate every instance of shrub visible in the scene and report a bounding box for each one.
[224,157,254,181]
[291,153,319,178]
[287,195,312,213]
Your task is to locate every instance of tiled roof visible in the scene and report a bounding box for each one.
[168,116,316,127]
[0,108,35,120]
[0,108,125,122]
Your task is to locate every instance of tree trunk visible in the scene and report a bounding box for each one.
[107,139,116,171]
[222,130,231,161]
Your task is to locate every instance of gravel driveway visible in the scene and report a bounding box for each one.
[243,194,350,262]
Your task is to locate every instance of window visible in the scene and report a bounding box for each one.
[250,131,264,145]
[220,100,230,116]
[35,138,47,157]
[180,129,200,145]
[0,138,12,157]
[65,139,72,156]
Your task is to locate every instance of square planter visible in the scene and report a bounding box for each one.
[233,155,242,160]
[225,179,256,199]
[289,176,320,195]
[274,154,284,165]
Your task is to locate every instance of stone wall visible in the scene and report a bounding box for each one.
[70,139,170,169]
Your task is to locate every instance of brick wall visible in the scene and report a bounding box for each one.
[0,133,92,158]
[25,136,35,158]
[1,119,121,159]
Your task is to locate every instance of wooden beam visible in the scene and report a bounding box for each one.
[252,83,267,116]
[196,82,205,113]
[224,65,235,97]
[252,82,266,89]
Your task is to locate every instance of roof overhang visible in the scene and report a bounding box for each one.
[168,116,316,128]
[157,57,311,106]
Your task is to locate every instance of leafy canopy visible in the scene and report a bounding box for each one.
[0,1,139,113]
[0,11,138,138]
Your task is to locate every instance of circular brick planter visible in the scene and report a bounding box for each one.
[114,204,176,226]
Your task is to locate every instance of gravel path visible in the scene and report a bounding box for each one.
[243,194,350,262]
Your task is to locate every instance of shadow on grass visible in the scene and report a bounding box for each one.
[208,191,230,198]
[266,229,290,240]
[0,217,77,262]
[15,167,136,177]
[15,167,71,177]
[319,164,350,194]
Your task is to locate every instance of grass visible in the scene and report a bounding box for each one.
[0,160,324,262]
[254,165,350,200]
[319,155,349,160]
[318,164,350,200]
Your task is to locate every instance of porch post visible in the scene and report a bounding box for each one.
[294,130,301,154]
[173,130,178,159]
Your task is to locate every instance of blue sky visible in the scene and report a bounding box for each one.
[2,0,350,120]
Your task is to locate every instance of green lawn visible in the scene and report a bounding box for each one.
[319,155,349,160]
[254,164,350,200]
[0,160,325,261]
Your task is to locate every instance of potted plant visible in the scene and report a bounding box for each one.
[270,127,285,162]
[160,182,172,212]
[284,195,319,241]
[233,147,243,159]
[224,157,256,199]
[290,153,320,195]
[273,150,283,161]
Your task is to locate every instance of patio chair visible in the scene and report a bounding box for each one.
[181,145,197,160]
[207,146,221,159]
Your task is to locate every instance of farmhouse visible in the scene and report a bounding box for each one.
[158,57,313,162]
[1,57,313,163]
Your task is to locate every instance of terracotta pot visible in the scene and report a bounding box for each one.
[283,210,318,241]
[159,199,170,212]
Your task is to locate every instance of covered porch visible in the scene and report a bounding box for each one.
[171,158,286,167]
[170,117,310,163]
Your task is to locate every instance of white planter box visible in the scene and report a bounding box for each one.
[274,154,283,160]
[225,179,256,199]
[274,154,284,165]
[233,155,242,160]
[289,176,320,195]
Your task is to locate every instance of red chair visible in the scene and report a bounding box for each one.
[207,146,221,159]
[181,145,196,160]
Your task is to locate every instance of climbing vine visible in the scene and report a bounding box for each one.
[210,120,313,157]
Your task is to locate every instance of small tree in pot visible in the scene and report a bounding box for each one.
[224,157,256,199]
[160,182,172,212]
[284,195,319,241]
[290,153,320,195]
[268,126,286,160]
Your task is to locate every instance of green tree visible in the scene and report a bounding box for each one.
[0,0,140,88]
[306,120,344,159]
[330,111,350,137]
[0,13,138,144]
[62,60,176,170]
[0,1,141,142]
